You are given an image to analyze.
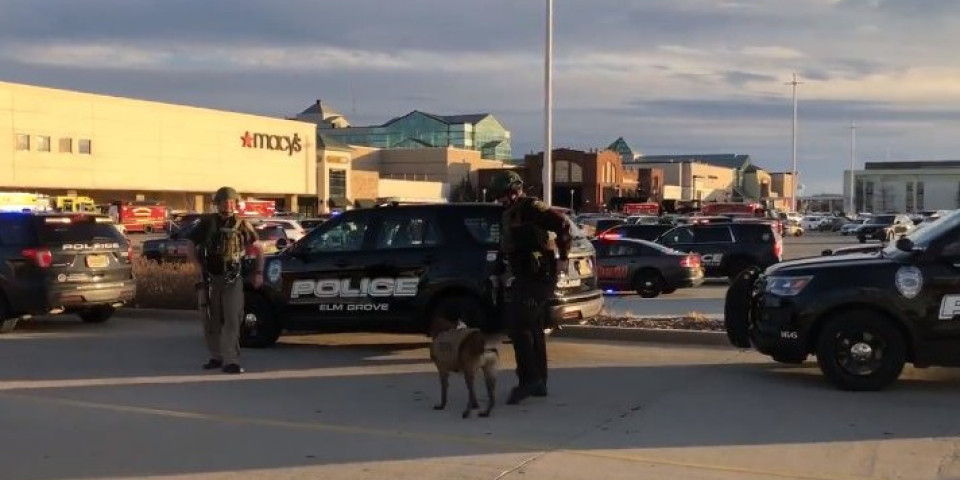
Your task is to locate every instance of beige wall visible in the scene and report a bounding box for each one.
[0,81,316,197]
[350,170,379,202]
[638,162,734,201]
[378,178,448,200]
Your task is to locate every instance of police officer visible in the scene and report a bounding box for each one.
[186,187,263,374]
[488,171,572,405]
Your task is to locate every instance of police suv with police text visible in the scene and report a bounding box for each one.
[0,212,135,333]
[725,209,960,391]
[241,203,604,347]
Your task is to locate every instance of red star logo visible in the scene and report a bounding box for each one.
[241,131,254,148]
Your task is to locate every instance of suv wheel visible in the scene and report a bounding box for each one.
[726,260,756,282]
[815,312,906,391]
[429,294,488,332]
[633,270,663,298]
[79,306,115,323]
[0,298,16,333]
[240,295,282,348]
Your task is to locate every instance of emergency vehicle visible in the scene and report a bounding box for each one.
[0,192,52,213]
[237,199,276,218]
[53,195,97,213]
[622,202,661,216]
[107,200,168,234]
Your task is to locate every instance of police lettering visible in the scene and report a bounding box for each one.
[63,243,121,250]
[291,278,419,299]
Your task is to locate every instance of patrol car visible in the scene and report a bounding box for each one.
[725,209,960,391]
[0,212,135,333]
[655,222,782,280]
[241,203,604,347]
[592,237,704,297]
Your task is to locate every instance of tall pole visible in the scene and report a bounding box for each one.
[849,121,857,215]
[786,73,802,211]
[542,0,554,206]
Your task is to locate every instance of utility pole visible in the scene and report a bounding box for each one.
[785,73,803,211]
[849,121,857,215]
[542,0,554,206]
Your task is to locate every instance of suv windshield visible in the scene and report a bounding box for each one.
[37,217,125,244]
[885,210,960,255]
[871,215,896,225]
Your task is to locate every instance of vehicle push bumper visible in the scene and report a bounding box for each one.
[549,290,604,325]
[724,268,806,361]
[47,280,136,312]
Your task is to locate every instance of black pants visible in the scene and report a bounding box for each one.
[507,279,553,386]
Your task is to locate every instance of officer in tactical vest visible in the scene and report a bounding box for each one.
[186,187,263,374]
[488,171,571,405]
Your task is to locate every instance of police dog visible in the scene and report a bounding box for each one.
[429,318,499,418]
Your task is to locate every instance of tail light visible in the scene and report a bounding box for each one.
[774,236,783,259]
[598,233,620,240]
[22,248,53,268]
[680,254,701,268]
[120,245,133,262]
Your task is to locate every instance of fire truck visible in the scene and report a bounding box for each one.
[0,192,52,213]
[622,202,661,216]
[53,195,98,213]
[237,199,276,218]
[107,200,168,234]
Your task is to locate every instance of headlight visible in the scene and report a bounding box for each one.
[765,276,813,296]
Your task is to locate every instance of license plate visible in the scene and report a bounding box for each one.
[557,278,582,288]
[86,254,109,268]
[576,260,592,276]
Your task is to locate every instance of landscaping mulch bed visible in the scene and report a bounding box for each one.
[583,312,724,332]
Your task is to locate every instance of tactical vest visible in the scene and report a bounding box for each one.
[431,327,480,372]
[204,215,246,277]
[501,197,553,279]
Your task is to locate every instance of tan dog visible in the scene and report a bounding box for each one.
[429,318,499,418]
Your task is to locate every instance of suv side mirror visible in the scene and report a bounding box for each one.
[896,237,921,253]
[275,238,289,250]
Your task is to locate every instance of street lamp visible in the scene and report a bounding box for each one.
[785,73,803,211]
[569,188,575,211]
[542,0,554,206]
[482,187,487,203]
[849,122,857,215]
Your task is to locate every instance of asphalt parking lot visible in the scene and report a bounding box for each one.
[4,311,960,480]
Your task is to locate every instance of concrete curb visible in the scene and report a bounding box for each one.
[554,325,731,347]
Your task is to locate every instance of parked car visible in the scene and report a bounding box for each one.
[783,220,804,237]
[578,217,626,238]
[0,212,135,332]
[299,218,329,233]
[254,218,306,242]
[857,214,914,243]
[799,215,826,231]
[141,218,201,263]
[655,222,782,280]
[591,238,704,298]
[241,203,604,347]
[840,219,867,236]
[816,216,851,232]
[596,224,675,242]
[625,215,661,225]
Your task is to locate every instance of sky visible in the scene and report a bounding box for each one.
[2,0,959,194]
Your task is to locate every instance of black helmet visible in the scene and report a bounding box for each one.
[488,171,523,198]
[213,186,239,202]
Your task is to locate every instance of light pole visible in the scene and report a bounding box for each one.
[569,188,575,211]
[482,187,487,203]
[785,73,803,211]
[849,121,857,215]
[542,0,554,206]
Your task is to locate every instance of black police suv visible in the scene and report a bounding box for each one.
[857,214,913,243]
[0,212,135,333]
[725,209,960,391]
[655,223,782,280]
[592,238,704,297]
[241,203,604,347]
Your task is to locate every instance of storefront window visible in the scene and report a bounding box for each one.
[329,169,347,198]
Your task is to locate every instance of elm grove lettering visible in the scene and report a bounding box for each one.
[290,278,419,299]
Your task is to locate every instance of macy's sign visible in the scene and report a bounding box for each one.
[241,131,303,156]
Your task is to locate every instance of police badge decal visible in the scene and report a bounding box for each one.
[895,265,923,299]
